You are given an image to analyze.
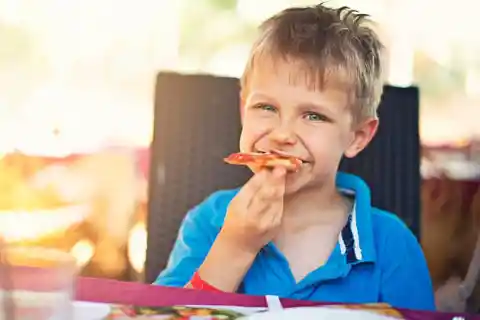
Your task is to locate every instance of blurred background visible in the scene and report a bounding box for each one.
[0,0,479,294]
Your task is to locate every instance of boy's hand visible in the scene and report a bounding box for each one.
[219,166,287,254]
[192,166,286,292]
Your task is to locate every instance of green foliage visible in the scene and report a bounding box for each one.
[178,0,255,66]
[0,20,50,106]
[414,48,470,107]
[0,22,34,69]
[208,0,238,11]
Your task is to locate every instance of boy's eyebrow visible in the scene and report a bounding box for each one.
[245,92,279,104]
[297,102,327,111]
[296,102,337,116]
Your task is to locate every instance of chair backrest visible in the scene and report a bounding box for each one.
[145,72,421,283]
[145,72,251,283]
[339,85,421,237]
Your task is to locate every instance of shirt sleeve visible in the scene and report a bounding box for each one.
[153,199,220,287]
[379,219,436,311]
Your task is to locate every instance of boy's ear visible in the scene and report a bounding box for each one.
[344,118,379,158]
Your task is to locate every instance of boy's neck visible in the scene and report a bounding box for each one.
[282,177,352,231]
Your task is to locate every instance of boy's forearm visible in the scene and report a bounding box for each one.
[186,235,257,292]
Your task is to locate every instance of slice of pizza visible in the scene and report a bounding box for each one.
[224,151,302,171]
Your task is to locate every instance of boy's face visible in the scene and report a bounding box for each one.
[239,59,378,195]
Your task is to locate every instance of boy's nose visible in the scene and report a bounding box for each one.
[268,125,297,146]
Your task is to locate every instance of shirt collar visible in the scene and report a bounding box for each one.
[336,171,376,264]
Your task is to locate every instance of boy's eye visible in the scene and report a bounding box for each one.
[304,112,328,122]
[254,104,277,112]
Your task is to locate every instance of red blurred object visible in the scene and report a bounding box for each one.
[190,271,223,292]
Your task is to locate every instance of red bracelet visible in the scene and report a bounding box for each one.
[190,271,223,292]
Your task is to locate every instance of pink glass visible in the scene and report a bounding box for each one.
[0,245,77,320]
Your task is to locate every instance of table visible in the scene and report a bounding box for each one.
[75,277,478,319]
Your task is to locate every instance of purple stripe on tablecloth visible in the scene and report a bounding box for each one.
[76,277,479,320]
[76,277,266,308]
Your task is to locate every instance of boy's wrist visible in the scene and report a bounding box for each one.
[217,229,261,258]
[189,271,224,292]
[197,233,258,292]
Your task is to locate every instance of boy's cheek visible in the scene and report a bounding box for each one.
[239,126,259,150]
[239,133,250,153]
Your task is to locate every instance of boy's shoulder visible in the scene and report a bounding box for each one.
[204,188,240,209]
[369,207,420,262]
[186,188,240,228]
[370,207,412,236]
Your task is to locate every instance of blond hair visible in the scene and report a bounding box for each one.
[240,3,385,122]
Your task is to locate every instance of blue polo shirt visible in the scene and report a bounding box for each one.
[155,172,435,311]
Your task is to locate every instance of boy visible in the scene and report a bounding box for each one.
[155,3,435,311]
